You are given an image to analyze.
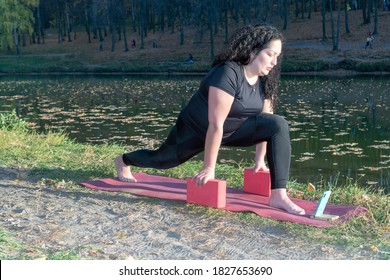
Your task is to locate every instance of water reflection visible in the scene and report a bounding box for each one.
[0,75,389,192]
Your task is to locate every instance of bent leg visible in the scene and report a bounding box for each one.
[223,114,305,215]
[223,113,290,188]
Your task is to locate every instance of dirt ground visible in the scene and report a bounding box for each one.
[0,167,378,260]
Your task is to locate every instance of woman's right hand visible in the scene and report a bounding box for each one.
[253,158,269,172]
[192,167,215,187]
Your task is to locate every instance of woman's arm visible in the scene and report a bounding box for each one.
[192,86,234,186]
[254,98,273,171]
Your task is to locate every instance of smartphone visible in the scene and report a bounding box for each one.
[313,190,332,217]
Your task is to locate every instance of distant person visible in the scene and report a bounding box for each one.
[114,24,305,215]
[184,53,193,63]
[131,39,136,48]
[365,96,376,112]
[365,32,374,49]
[353,0,358,10]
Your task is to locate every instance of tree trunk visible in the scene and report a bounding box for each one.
[108,0,115,52]
[329,0,340,51]
[362,0,368,23]
[321,0,327,40]
[65,0,72,42]
[234,0,239,27]
[13,26,21,55]
[208,1,214,62]
[139,0,146,49]
[35,6,41,44]
[56,0,62,43]
[84,2,91,43]
[120,0,129,51]
[282,0,288,30]
[367,0,372,24]
[336,0,341,50]
[179,3,184,45]
[344,0,350,34]
[224,0,229,43]
[373,0,379,35]
[130,0,137,32]
[98,28,104,51]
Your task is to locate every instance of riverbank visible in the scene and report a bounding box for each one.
[0,112,389,260]
[1,46,390,75]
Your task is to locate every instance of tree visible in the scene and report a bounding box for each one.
[138,0,146,49]
[329,0,341,51]
[344,0,350,34]
[207,0,215,61]
[33,3,44,44]
[373,0,379,35]
[281,0,289,30]
[321,0,327,40]
[0,0,40,55]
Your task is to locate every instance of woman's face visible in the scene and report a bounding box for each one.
[247,39,282,77]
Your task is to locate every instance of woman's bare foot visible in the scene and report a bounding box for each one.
[114,156,137,182]
[268,189,305,215]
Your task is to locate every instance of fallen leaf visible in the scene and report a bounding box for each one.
[370,245,379,252]
[307,183,316,193]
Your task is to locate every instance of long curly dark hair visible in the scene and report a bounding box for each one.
[212,24,284,109]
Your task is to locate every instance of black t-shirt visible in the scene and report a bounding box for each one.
[180,61,265,139]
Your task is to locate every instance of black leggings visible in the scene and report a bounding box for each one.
[122,113,291,189]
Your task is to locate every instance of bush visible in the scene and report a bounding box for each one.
[0,110,29,132]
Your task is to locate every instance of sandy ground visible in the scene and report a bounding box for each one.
[0,167,378,260]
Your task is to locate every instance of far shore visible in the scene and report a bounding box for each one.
[1,69,390,77]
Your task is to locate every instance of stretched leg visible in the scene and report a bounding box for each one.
[116,117,204,181]
[223,114,305,215]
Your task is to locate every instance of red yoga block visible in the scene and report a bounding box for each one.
[243,169,271,197]
[186,178,226,209]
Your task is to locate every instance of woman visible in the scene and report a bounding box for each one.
[115,24,305,215]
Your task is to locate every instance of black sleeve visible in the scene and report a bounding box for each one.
[207,63,240,97]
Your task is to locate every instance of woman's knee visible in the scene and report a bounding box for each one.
[258,114,289,135]
[272,114,289,133]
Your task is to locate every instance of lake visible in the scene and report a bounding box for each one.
[0,74,389,192]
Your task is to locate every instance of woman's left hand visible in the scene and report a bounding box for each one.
[192,167,215,187]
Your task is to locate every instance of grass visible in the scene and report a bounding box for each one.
[1,49,389,74]
[0,226,98,260]
[0,228,23,260]
[0,112,389,259]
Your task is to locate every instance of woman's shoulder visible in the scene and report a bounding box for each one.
[211,61,242,78]
[221,61,241,71]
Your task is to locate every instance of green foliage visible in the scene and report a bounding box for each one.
[0,0,39,51]
[0,110,29,132]
[356,60,390,72]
